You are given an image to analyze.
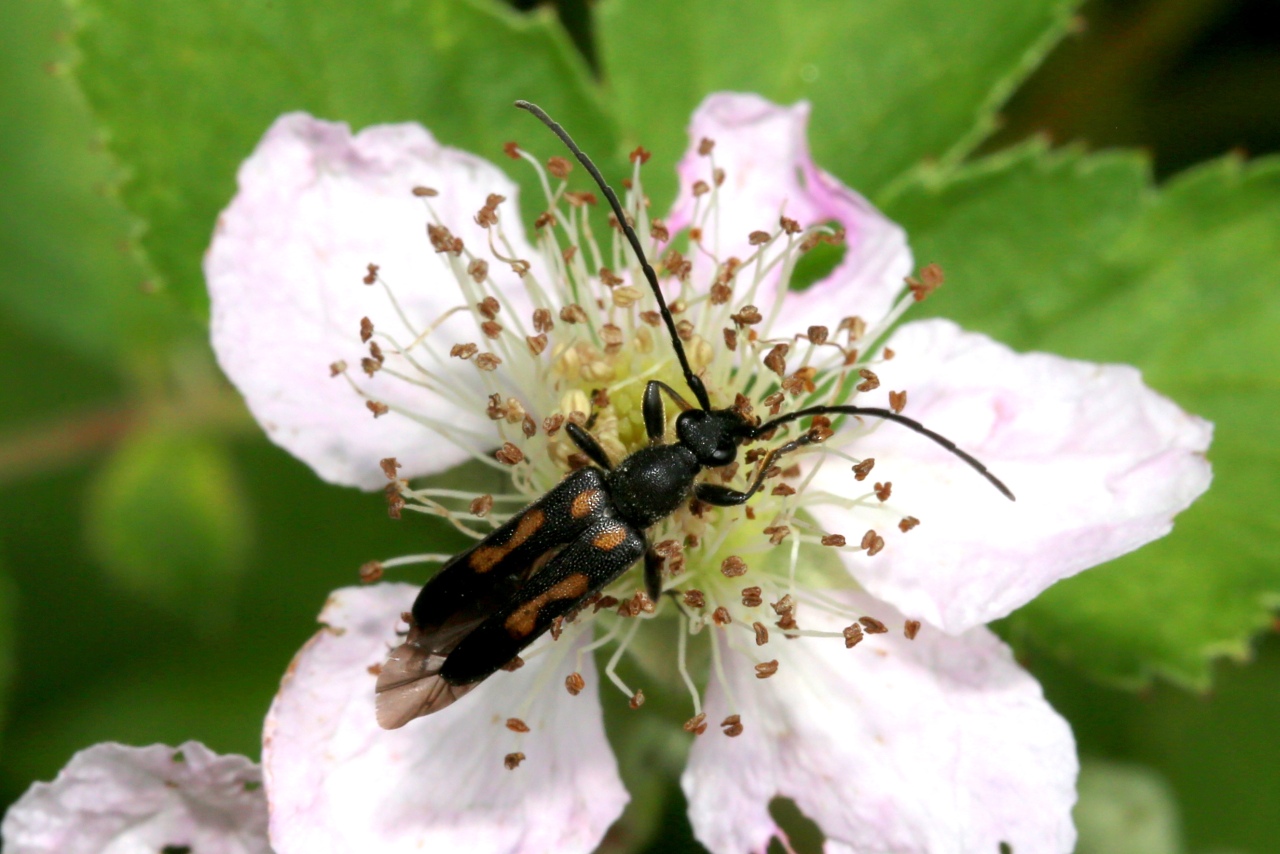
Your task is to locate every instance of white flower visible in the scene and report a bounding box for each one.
[207,93,1212,853]
[1,741,269,854]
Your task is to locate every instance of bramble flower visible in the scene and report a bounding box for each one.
[1,741,269,853]
[206,93,1212,853]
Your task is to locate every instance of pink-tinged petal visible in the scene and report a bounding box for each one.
[683,592,1077,854]
[667,93,911,330]
[807,318,1213,633]
[264,584,626,854]
[208,113,539,490]
[1,741,268,854]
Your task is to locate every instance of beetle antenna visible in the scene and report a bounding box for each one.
[514,100,713,411]
[750,405,1016,501]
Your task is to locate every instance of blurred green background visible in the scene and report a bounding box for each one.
[1,1,1277,852]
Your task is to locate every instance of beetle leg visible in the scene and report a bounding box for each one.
[566,421,614,470]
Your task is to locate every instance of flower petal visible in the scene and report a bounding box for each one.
[682,592,1077,854]
[807,318,1213,633]
[667,92,912,332]
[1,741,268,854]
[263,583,627,853]
[208,113,539,489]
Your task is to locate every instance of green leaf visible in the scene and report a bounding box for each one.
[85,427,252,630]
[0,0,180,362]
[889,149,1280,688]
[0,569,14,757]
[70,0,619,316]
[596,0,1079,207]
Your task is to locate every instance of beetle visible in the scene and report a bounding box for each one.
[374,100,1014,729]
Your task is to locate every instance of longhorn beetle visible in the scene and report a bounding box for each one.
[374,100,1015,729]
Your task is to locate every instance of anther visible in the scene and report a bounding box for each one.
[753,622,769,645]
[379,457,401,479]
[692,180,710,197]
[629,146,651,164]
[749,230,771,246]
[560,304,588,324]
[742,587,763,608]
[527,333,548,354]
[495,443,524,466]
[713,168,725,186]
[546,155,572,178]
[506,717,531,733]
[650,219,670,242]
[852,458,875,481]
[907,262,945,301]
[859,616,888,634]
[684,712,708,735]
[384,484,404,519]
[721,715,744,737]
[860,530,885,556]
[366,401,389,418]
[629,690,645,709]
[594,595,619,613]
[771,483,796,497]
[874,481,893,502]
[474,352,502,371]
[367,663,382,676]
[772,595,795,617]
[477,296,501,319]
[501,656,525,672]
[883,347,896,360]
[904,620,922,640]
[612,286,643,307]
[899,516,920,532]
[543,414,564,435]
[763,346,790,378]
[779,216,801,234]
[360,357,380,377]
[550,616,565,640]
[359,561,383,583]
[363,262,380,284]
[720,556,748,578]
[763,525,791,545]
[360,317,374,342]
[713,606,732,626]
[412,186,438,197]
[565,672,585,695]
[598,267,624,287]
[682,589,706,609]
[697,137,715,156]
[486,394,509,420]
[522,414,537,438]
[329,360,347,377]
[731,305,763,326]
[754,660,780,679]
[470,494,494,517]
[639,310,662,327]
[843,624,864,648]
[889,390,907,413]
[481,321,503,339]
[450,342,478,360]
[532,307,554,333]
[504,752,525,770]
[723,328,738,351]
[807,325,829,345]
[857,368,880,392]
[821,534,846,547]
[632,591,656,614]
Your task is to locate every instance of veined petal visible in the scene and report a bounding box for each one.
[682,593,1077,854]
[264,584,627,854]
[1,741,268,854]
[667,92,911,332]
[207,113,539,490]
[807,319,1213,633]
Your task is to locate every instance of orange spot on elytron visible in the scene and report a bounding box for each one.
[470,509,546,573]
[505,572,591,639]
[592,525,628,551]
[570,489,601,519]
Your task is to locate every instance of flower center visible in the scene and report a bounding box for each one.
[348,139,933,742]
